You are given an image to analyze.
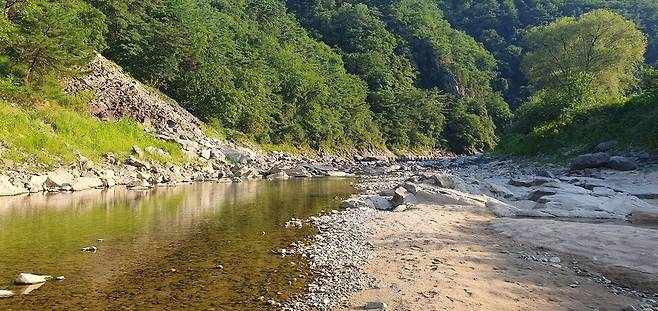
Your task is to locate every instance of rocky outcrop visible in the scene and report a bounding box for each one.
[67,54,204,141]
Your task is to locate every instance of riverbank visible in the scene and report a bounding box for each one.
[289,157,658,311]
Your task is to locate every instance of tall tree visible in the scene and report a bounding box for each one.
[523,9,647,98]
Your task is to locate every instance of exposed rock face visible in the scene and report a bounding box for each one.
[66,54,204,141]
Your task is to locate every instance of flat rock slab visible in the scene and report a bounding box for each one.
[492,218,658,290]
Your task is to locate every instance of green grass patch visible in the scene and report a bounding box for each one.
[0,101,184,167]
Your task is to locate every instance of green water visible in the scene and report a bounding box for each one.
[0,178,355,310]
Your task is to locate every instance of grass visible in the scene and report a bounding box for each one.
[0,100,184,168]
[495,92,658,156]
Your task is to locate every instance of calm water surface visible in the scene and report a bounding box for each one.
[0,178,355,310]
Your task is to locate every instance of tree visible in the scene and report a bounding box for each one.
[523,9,647,98]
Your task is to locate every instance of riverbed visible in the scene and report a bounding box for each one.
[0,178,355,310]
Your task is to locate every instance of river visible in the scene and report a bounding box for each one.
[0,178,355,310]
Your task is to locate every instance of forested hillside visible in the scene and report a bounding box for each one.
[1,0,657,156]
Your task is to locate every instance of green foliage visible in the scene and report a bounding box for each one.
[90,0,384,151]
[286,0,508,153]
[496,92,658,155]
[523,10,647,98]
[0,0,106,85]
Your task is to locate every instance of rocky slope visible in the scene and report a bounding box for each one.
[0,54,392,197]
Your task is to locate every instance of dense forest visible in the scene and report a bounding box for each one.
[1,0,657,155]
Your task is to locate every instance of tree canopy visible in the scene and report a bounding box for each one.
[523,10,647,98]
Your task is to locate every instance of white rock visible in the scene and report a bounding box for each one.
[0,175,28,196]
[15,273,49,285]
[28,175,48,193]
[267,171,290,180]
[45,168,74,189]
[0,290,14,298]
[71,177,104,191]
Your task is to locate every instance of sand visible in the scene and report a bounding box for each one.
[338,204,650,311]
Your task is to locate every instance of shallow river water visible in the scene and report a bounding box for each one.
[0,178,355,310]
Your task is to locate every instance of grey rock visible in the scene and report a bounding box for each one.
[127,155,150,169]
[570,153,610,170]
[596,140,618,152]
[365,301,388,310]
[607,156,638,171]
[267,171,290,180]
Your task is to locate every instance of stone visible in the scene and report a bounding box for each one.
[401,182,422,194]
[0,175,28,196]
[45,168,74,190]
[526,188,558,201]
[425,173,461,189]
[391,187,409,207]
[145,146,171,159]
[127,179,151,190]
[537,193,658,219]
[78,156,94,171]
[81,246,98,252]
[285,166,312,178]
[340,197,372,209]
[267,171,290,180]
[596,140,618,152]
[132,145,144,157]
[210,149,225,161]
[15,273,49,285]
[570,153,610,170]
[28,175,48,193]
[606,156,638,171]
[415,188,487,208]
[325,171,353,177]
[485,181,515,199]
[0,290,13,298]
[71,177,104,191]
[368,195,393,211]
[200,149,212,160]
[365,301,387,310]
[549,256,561,263]
[127,155,150,169]
[536,169,555,179]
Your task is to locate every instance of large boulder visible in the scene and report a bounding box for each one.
[606,156,638,171]
[0,175,28,196]
[15,273,49,285]
[414,188,487,208]
[28,175,48,193]
[71,177,104,191]
[536,192,658,219]
[45,168,74,190]
[267,171,290,181]
[570,153,610,170]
